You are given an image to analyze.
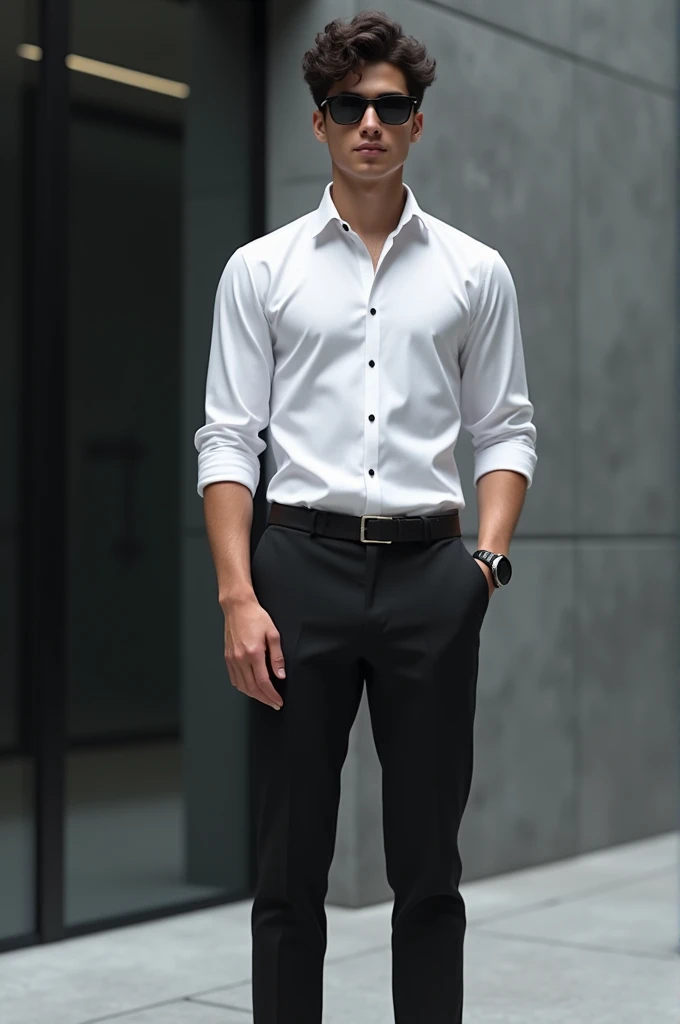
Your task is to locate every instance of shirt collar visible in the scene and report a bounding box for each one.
[310,180,428,240]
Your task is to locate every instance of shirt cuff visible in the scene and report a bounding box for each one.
[473,440,537,489]
[197,449,260,499]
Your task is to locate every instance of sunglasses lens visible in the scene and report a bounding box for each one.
[330,95,364,124]
[376,96,412,124]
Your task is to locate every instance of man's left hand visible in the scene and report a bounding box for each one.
[474,558,495,598]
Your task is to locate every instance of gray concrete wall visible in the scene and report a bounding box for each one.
[265,0,679,904]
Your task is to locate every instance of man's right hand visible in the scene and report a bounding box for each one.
[222,597,285,710]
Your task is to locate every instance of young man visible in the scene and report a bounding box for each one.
[194,10,537,1024]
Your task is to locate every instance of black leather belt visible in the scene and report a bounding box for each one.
[267,501,462,545]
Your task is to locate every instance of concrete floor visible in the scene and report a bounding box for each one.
[1,832,677,1023]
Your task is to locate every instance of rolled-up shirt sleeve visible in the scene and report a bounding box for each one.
[459,248,538,488]
[194,248,274,499]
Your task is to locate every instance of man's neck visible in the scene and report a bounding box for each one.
[330,171,406,238]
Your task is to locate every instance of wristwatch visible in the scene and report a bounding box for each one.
[473,550,512,589]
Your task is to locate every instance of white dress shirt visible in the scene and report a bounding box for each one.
[194,180,537,517]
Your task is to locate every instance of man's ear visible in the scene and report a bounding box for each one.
[313,110,328,143]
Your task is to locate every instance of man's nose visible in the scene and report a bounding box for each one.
[361,105,381,129]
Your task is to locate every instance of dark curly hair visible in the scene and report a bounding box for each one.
[302,10,436,114]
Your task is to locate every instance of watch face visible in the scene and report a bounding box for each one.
[496,556,512,585]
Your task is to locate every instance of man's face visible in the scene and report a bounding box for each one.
[312,61,423,182]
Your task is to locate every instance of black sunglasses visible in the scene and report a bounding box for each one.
[319,92,419,126]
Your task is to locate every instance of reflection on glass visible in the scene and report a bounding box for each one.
[65,0,195,925]
[63,0,251,927]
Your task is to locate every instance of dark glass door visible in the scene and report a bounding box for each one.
[1,0,266,950]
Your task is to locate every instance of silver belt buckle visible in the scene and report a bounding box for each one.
[360,514,393,543]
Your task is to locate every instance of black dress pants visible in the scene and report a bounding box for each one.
[249,512,490,1024]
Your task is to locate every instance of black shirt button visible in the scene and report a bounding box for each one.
[370,307,376,315]
[368,414,375,422]
[368,360,375,367]
[342,223,349,231]
[368,469,375,476]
